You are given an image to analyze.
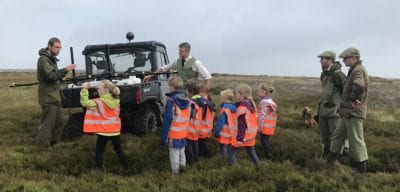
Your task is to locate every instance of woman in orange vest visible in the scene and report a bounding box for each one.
[160,76,190,174]
[257,83,277,161]
[228,84,260,165]
[214,89,236,157]
[80,80,128,170]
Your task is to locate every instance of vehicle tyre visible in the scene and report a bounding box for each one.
[62,112,84,141]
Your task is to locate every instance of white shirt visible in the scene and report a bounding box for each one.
[160,55,212,80]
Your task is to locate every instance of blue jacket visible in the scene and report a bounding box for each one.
[214,103,236,137]
[160,90,189,148]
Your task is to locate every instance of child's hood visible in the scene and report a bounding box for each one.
[221,103,236,113]
[167,90,189,109]
[236,99,256,113]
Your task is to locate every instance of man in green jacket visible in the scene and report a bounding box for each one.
[36,37,76,147]
[328,47,369,173]
[317,50,347,160]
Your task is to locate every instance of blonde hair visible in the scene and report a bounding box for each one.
[259,83,274,94]
[236,84,257,111]
[220,89,234,102]
[102,80,120,98]
[168,75,184,89]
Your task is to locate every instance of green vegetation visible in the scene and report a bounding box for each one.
[1,72,399,191]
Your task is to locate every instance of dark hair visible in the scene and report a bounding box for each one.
[185,80,200,95]
[47,37,61,48]
[179,42,191,52]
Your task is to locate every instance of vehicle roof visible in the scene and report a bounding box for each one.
[82,41,166,55]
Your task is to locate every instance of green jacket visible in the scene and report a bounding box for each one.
[338,61,369,119]
[318,62,346,118]
[36,48,68,106]
[80,88,120,110]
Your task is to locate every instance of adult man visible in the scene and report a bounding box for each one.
[143,42,212,89]
[36,37,76,147]
[327,47,369,173]
[316,50,347,159]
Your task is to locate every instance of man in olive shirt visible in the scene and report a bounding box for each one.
[36,37,76,147]
[143,42,212,89]
[328,47,369,173]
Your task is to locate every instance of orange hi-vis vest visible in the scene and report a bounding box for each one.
[187,100,202,141]
[258,98,277,135]
[216,108,236,145]
[230,105,258,147]
[169,100,190,139]
[199,105,214,139]
[83,99,121,133]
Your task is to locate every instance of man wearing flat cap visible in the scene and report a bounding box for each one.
[327,47,369,173]
[316,50,347,160]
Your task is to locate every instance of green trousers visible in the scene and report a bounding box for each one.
[319,116,349,149]
[36,104,65,147]
[330,117,368,162]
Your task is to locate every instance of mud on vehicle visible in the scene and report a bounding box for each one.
[61,33,172,139]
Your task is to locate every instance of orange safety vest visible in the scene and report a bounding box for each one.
[258,99,277,135]
[199,106,214,139]
[169,100,190,139]
[230,105,258,147]
[187,100,202,141]
[83,99,121,133]
[216,108,236,145]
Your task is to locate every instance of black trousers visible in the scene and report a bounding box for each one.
[185,139,199,165]
[95,134,128,169]
[198,138,210,158]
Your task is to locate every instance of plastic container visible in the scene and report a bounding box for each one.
[116,76,141,86]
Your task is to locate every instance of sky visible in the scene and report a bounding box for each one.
[1,0,399,78]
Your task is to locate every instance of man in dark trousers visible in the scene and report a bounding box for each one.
[36,37,76,147]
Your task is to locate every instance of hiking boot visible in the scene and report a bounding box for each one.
[356,161,367,173]
[326,152,340,165]
[322,145,330,160]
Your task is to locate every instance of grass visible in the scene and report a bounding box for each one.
[1,72,400,191]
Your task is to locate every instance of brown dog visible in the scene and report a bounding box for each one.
[302,106,318,128]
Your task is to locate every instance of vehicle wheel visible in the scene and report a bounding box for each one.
[132,104,157,136]
[62,112,84,141]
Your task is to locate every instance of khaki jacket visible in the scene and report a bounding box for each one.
[338,61,369,118]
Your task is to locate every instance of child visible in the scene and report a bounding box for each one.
[80,80,128,170]
[257,83,277,161]
[228,83,260,165]
[198,82,216,158]
[160,76,190,174]
[214,89,236,157]
[185,80,202,165]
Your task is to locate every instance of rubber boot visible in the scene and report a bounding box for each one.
[322,145,330,160]
[356,161,367,173]
[327,151,340,165]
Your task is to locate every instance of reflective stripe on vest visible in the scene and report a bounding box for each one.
[83,99,121,133]
[258,99,277,135]
[187,100,202,140]
[199,107,214,139]
[169,102,189,139]
[217,108,236,144]
[231,105,258,147]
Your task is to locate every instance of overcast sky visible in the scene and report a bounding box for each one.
[1,0,399,78]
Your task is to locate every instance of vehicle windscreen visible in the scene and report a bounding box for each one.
[86,48,154,76]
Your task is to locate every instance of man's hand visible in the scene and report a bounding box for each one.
[143,75,154,82]
[351,100,361,108]
[66,64,77,71]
